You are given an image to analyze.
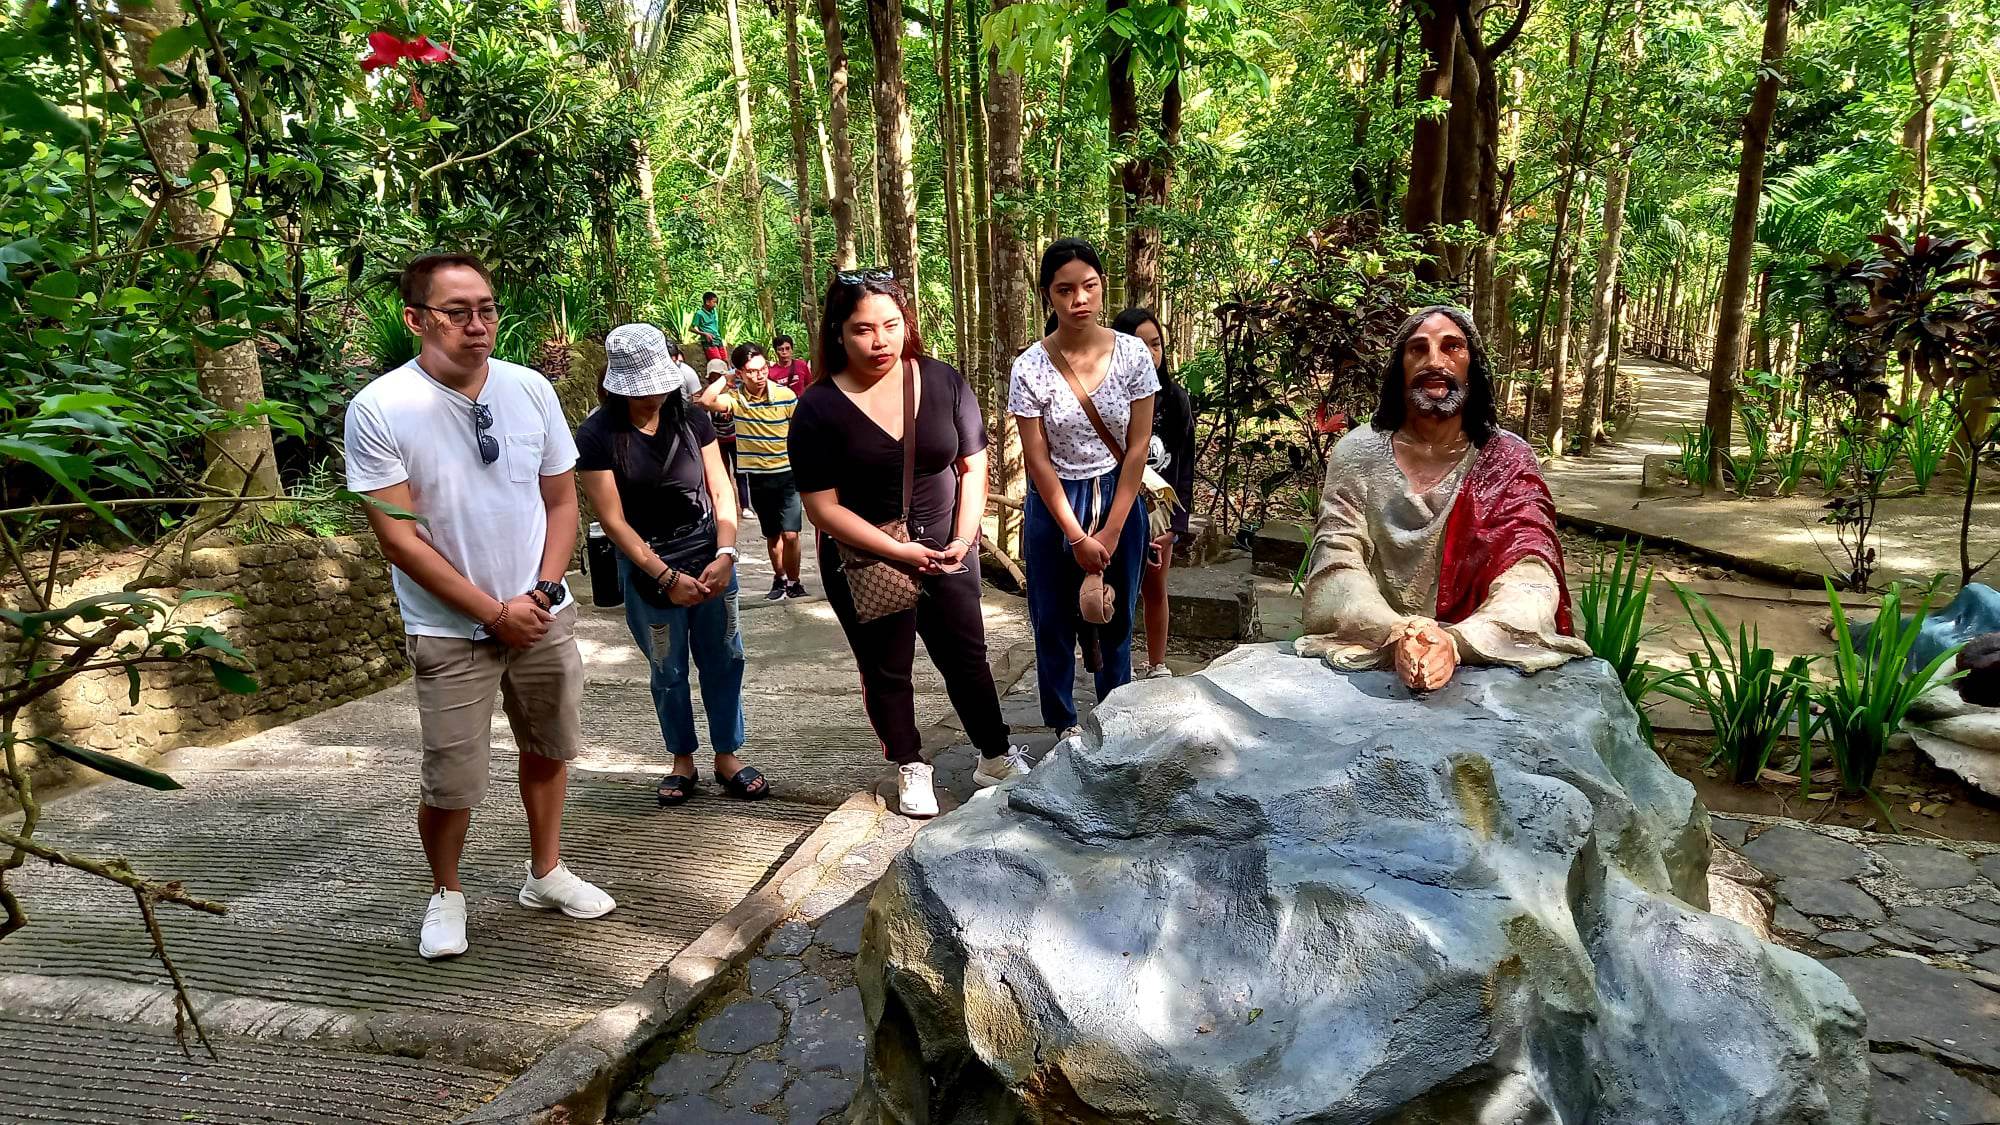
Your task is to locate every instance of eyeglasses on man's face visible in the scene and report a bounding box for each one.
[412,302,504,329]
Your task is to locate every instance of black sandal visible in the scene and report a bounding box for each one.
[719,765,770,801]
[657,771,699,807]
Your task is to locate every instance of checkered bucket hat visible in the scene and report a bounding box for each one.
[603,323,685,397]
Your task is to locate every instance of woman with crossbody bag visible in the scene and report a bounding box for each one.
[1008,239,1160,737]
[577,324,770,807]
[790,270,1027,818]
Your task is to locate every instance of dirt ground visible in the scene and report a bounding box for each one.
[1663,735,2000,844]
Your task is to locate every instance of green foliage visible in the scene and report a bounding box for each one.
[1675,426,1714,489]
[1899,398,1956,493]
[1575,539,1684,744]
[1819,578,1965,797]
[1666,584,1817,787]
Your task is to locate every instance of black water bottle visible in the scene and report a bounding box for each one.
[586,522,623,608]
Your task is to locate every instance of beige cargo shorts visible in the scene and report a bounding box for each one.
[406,606,583,809]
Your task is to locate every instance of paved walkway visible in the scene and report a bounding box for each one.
[0,528,1033,1123]
[1545,354,2000,589]
[1721,815,2000,1123]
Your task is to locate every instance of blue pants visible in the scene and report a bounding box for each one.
[617,554,746,756]
[1024,471,1147,729]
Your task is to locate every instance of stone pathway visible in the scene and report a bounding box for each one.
[1543,354,2000,589]
[610,665,1107,1124]
[0,525,1033,1124]
[1720,814,2000,1123]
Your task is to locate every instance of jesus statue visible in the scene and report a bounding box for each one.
[1298,305,1591,691]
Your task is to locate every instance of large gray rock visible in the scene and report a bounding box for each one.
[851,647,1871,1124]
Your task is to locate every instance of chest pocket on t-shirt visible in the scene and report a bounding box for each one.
[505,433,544,483]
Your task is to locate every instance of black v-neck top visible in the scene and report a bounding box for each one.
[788,357,988,545]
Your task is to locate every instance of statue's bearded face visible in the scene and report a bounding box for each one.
[1400,313,1472,419]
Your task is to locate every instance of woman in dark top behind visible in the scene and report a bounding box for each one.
[1112,307,1196,678]
[576,323,769,806]
[788,269,1025,818]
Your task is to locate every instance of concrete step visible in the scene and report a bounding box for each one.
[1136,564,1257,641]
[1251,521,1310,580]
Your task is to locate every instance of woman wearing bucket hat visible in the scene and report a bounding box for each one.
[576,324,770,805]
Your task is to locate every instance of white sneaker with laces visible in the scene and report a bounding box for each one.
[897,762,940,818]
[419,888,468,960]
[518,861,617,919]
[1143,663,1174,679]
[974,746,1036,788]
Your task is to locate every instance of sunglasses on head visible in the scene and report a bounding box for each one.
[834,267,895,287]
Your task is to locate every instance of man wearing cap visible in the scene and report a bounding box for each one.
[695,357,750,516]
[344,252,615,963]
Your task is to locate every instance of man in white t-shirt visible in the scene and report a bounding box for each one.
[345,253,615,962]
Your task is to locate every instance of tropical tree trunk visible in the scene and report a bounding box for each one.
[1603,280,1626,420]
[1889,0,1952,226]
[1704,0,1794,484]
[1527,0,1616,373]
[119,0,280,502]
[724,0,776,339]
[1105,0,1135,306]
[1440,32,1480,280]
[817,0,860,270]
[936,0,970,367]
[784,0,820,337]
[865,0,921,295]
[987,0,1032,548]
[1459,1,1532,329]
[1125,5,1182,312]
[803,49,838,196]
[601,0,672,297]
[968,6,994,389]
[1545,185,1586,458]
[1402,1,1458,281]
[1577,118,1635,449]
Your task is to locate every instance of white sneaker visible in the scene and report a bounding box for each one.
[518,861,617,919]
[897,762,940,818]
[1142,663,1174,679]
[419,889,468,960]
[974,746,1036,788]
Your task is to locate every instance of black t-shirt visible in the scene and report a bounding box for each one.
[789,357,988,547]
[575,404,718,543]
[1152,374,1197,536]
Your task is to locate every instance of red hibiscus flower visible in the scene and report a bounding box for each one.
[360,31,455,72]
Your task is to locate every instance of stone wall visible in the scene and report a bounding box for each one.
[14,536,406,788]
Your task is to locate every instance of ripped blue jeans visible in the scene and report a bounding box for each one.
[616,553,746,757]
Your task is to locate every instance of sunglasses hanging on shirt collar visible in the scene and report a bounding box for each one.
[472,402,498,464]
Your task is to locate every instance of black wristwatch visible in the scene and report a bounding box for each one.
[531,580,567,609]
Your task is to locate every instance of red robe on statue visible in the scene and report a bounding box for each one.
[1436,433,1576,636]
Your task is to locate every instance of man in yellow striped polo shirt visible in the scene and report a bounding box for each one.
[729,343,807,600]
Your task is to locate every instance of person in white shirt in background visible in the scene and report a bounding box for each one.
[344,252,616,962]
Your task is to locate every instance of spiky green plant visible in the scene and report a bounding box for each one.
[1820,578,1965,798]
[1575,539,1685,744]
[1666,584,1817,786]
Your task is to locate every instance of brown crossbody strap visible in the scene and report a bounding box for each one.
[896,358,917,523]
[1045,342,1127,462]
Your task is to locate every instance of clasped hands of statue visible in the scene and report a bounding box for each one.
[1390,618,1459,692]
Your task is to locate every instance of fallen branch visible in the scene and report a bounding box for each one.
[0,829,228,918]
[134,886,218,1058]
